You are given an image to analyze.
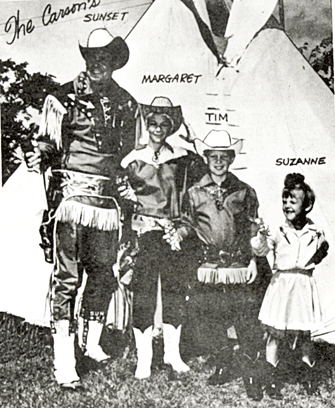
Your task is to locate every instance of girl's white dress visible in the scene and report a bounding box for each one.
[251,219,326,333]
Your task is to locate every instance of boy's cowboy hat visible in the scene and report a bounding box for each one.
[79,28,129,70]
[139,97,183,136]
[194,130,243,157]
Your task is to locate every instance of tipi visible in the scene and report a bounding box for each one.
[1,0,334,345]
[115,0,335,342]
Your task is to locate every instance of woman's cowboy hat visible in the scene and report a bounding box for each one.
[79,28,129,70]
[139,97,183,137]
[194,130,243,157]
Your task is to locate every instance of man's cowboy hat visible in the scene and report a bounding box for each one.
[194,130,243,157]
[79,28,129,70]
[139,97,183,137]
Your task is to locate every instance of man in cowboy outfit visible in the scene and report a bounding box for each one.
[26,28,137,388]
[173,130,270,401]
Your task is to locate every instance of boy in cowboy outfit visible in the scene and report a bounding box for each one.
[26,28,137,388]
[173,130,269,401]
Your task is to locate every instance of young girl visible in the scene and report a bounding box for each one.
[118,96,205,379]
[251,173,329,398]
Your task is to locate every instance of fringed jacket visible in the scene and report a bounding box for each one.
[37,72,137,230]
[178,172,259,267]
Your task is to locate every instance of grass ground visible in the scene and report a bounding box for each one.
[1,312,335,408]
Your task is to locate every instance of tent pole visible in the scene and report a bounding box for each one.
[278,0,285,30]
[125,1,155,40]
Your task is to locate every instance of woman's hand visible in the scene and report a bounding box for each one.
[118,180,137,202]
[162,226,182,251]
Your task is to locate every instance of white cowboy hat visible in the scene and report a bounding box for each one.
[79,28,129,70]
[139,96,183,137]
[194,130,243,157]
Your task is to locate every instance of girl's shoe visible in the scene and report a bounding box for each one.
[301,363,318,395]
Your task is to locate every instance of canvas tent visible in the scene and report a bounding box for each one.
[115,0,335,343]
[0,0,155,326]
[1,0,335,344]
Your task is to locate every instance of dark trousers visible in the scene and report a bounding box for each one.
[186,282,265,361]
[132,231,187,331]
[51,221,118,322]
[185,285,231,355]
[224,284,265,360]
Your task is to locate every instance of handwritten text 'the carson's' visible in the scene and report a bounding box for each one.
[5,0,100,45]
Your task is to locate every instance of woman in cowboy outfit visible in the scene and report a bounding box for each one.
[119,96,206,379]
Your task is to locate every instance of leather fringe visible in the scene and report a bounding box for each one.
[39,95,67,149]
[56,200,119,231]
[197,263,248,284]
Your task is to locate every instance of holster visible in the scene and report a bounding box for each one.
[39,173,63,263]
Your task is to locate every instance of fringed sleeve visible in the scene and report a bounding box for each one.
[38,95,67,150]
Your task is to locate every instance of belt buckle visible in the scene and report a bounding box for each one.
[219,250,231,267]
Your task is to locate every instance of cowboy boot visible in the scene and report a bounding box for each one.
[265,362,284,400]
[207,346,234,386]
[163,324,190,373]
[53,320,81,387]
[236,350,263,401]
[84,320,109,362]
[133,326,153,379]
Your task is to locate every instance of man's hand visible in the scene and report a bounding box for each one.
[246,258,258,284]
[25,144,42,173]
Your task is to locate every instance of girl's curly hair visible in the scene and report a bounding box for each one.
[282,173,315,212]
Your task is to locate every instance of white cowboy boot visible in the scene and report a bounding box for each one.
[85,320,109,362]
[77,316,86,350]
[133,326,153,379]
[163,324,190,373]
[53,320,80,385]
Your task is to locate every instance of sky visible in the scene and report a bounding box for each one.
[205,0,333,49]
[0,0,333,83]
[284,0,333,48]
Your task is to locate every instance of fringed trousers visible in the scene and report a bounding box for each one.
[50,221,118,322]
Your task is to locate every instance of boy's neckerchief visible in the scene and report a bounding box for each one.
[204,173,238,211]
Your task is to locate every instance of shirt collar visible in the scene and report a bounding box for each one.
[198,172,237,189]
[282,218,317,235]
[121,144,188,168]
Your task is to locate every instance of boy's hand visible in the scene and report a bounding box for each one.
[246,258,258,284]
[255,218,270,238]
